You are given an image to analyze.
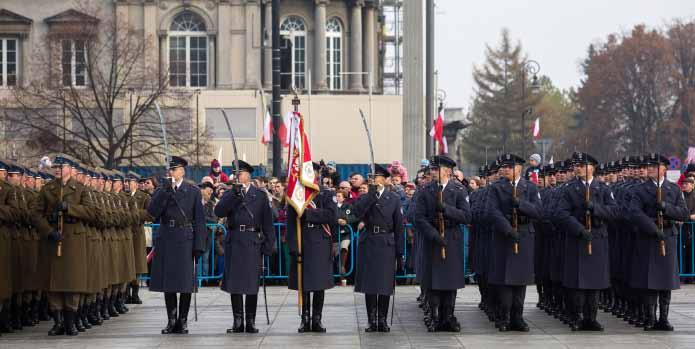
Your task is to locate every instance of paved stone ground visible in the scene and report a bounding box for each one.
[2,285,695,348]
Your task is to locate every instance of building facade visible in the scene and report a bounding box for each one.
[0,0,403,169]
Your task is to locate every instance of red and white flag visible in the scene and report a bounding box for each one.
[532,117,541,139]
[429,110,448,154]
[261,108,289,147]
[285,112,319,217]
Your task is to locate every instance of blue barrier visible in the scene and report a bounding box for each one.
[140,222,473,283]
[679,222,695,278]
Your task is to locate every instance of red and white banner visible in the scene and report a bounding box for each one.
[261,109,289,147]
[429,110,448,154]
[532,117,540,139]
[285,112,319,217]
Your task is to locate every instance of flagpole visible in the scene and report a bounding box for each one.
[292,94,303,315]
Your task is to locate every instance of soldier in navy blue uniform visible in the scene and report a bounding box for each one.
[556,152,619,331]
[286,163,337,333]
[413,155,471,332]
[351,164,404,333]
[628,153,688,331]
[484,153,541,332]
[214,160,276,334]
[146,156,207,335]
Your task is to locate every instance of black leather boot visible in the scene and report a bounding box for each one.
[125,285,133,304]
[0,304,13,333]
[10,298,22,331]
[176,293,191,334]
[81,305,92,330]
[364,295,377,333]
[88,302,102,326]
[161,293,178,334]
[30,299,40,325]
[644,304,658,331]
[73,307,86,332]
[131,284,143,305]
[21,302,34,327]
[311,291,326,333]
[47,310,65,336]
[38,296,51,322]
[63,310,79,336]
[656,292,674,331]
[100,297,110,320]
[227,294,245,333]
[245,295,259,333]
[115,292,129,314]
[427,294,440,332]
[298,293,311,333]
[377,295,391,332]
[108,295,119,317]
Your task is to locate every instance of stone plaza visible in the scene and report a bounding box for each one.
[2,285,695,348]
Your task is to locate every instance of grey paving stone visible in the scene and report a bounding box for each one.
[1,285,695,348]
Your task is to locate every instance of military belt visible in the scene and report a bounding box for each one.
[236,224,260,232]
[369,225,390,234]
[167,220,192,229]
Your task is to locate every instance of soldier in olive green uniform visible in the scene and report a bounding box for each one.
[0,161,13,335]
[31,155,94,336]
[125,172,151,304]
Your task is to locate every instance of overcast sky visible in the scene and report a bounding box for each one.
[434,0,695,108]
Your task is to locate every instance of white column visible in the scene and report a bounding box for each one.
[143,2,158,76]
[245,0,261,89]
[349,0,364,91]
[217,2,233,88]
[363,3,376,91]
[313,0,328,91]
[263,0,272,89]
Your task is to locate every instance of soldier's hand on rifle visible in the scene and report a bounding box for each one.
[59,201,69,212]
[657,201,667,212]
[48,230,63,242]
[580,229,593,241]
[652,229,665,240]
[505,229,520,241]
[436,201,447,213]
[583,201,595,213]
[434,234,447,247]
[193,249,204,259]
[512,197,520,209]
[231,184,244,198]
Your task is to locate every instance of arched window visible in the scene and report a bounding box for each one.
[326,18,342,90]
[280,16,306,89]
[169,11,208,88]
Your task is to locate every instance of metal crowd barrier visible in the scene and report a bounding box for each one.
[679,222,695,278]
[139,222,472,284]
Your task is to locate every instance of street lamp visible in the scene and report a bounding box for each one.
[520,60,541,160]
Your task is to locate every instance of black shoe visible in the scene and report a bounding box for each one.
[581,319,604,331]
[81,307,92,330]
[100,299,111,320]
[161,308,178,334]
[64,311,79,336]
[298,314,311,333]
[311,315,326,333]
[510,318,530,332]
[47,311,65,336]
[227,314,245,333]
[74,309,86,332]
[497,322,509,332]
[245,314,259,333]
[377,297,390,333]
[174,318,189,334]
[131,285,143,305]
[88,303,102,326]
[654,319,674,331]
[444,316,461,332]
[108,297,119,317]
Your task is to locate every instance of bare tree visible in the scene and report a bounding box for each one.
[2,2,208,169]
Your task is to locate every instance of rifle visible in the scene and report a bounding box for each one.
[656,155,666,257]
[585,160,593,255]
[511,164,519,254]
[57,169,64,257]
